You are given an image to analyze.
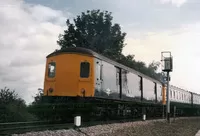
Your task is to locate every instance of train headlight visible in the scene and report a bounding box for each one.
[81,88,85,96]
[49,88,53,93]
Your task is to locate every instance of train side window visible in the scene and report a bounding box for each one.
[100,64,103,80]
[177,91,178,99]
[180,93,182,100]
[48,62,56,78]
[116,69,120,85]
[171,90,173,99]
[170,90,172,98]
[178,92,179,100]
[80,62,90,78]
[173,91,175,99]
[181,93,183,100]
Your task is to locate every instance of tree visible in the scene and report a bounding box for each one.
[57,9,162,81]
[0,87,25,106]
[31,89,43,105]
[0,87,37,122]
[57,9,126,58]
[148,61,160,72]
[147,61,161,78]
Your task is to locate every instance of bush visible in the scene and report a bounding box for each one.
[0,87,37,122]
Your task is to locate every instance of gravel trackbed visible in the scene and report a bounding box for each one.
[99,117,200,136]
[12,117,200,136]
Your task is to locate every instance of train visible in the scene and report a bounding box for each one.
[39,47,200,121]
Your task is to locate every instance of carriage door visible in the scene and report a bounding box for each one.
[116,67,122,99]
[154,82,157,103]
[95,59,103,94]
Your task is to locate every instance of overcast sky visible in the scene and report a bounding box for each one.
[1,0,200,104]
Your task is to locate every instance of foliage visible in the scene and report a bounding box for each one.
[0,87,25,106]
[57,9,162,80]
[31,89,44,105]
[115,54,161,80]
[0,87,37,122]
[57,9,126,58]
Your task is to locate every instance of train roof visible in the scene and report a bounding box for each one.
[47,47,200,95]
[170,85,200,95]
[170,85,191,93]
[47,47,163,84]
[47,47,100,58]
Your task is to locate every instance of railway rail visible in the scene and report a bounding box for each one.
[0,114,191,136]
[0,116,164,136]
[0,121,74,135]
[2,113,200,136]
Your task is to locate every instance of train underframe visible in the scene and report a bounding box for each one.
[28,96,200,122]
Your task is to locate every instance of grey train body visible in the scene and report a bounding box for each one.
[94,57,163,104]
[93,54,200,107]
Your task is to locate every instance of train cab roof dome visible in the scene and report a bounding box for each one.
[46,47,99,58]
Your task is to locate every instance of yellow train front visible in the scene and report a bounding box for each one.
[43,48,95,99]
[43,47,165,104]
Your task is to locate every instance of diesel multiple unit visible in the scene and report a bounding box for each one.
[43,47,200,108]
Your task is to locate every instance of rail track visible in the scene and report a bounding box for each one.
[0,121,74,135]
[1,104,199,135]
[1,115,200,136]
[0,116,163,136]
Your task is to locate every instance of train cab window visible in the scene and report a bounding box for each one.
[48,62,56,78]
[80,62,90,78]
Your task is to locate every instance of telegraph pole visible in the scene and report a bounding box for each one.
[161,52,173,123]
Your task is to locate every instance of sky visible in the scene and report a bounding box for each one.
[1,0,200,104]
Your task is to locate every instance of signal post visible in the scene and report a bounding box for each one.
[161,52,173,123]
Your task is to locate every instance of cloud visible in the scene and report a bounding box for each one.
[9,55,44,67]
[123,22,200,93]
[24,0,200,34]
[160,0,187,7]
[0,0,70,104]
[104,0,200,34]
